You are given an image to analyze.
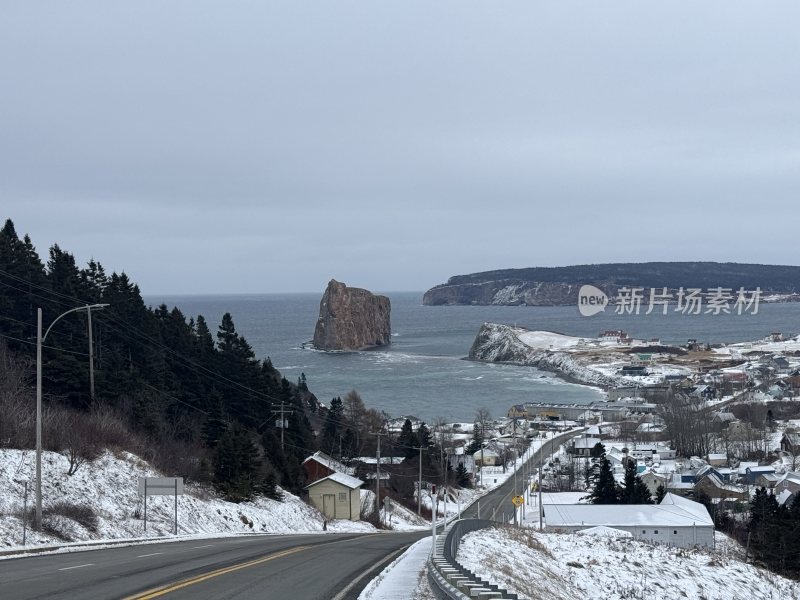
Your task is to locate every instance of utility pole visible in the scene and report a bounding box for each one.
[375,431,381,521]
[272,401,292,452]
[415,446,424,516]
[539,438,544,530]
[35,303,108,529]
[87,305,95,401]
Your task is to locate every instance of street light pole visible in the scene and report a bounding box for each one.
[35,303,108,529]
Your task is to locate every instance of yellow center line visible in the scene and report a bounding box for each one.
[122,545,309,600]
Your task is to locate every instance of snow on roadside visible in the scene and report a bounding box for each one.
[458,526,800,600]
[358,537,431,600]
[0,448,373,551]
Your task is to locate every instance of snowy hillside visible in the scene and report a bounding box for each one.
[0,448,374,550]
[458,526,800,600]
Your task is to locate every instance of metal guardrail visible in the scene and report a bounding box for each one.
[427,519,518,600]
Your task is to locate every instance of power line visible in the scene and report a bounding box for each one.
[0,332,90,357]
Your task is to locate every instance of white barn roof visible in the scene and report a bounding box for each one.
[544,493,712,528]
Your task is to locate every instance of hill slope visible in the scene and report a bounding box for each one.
[458,526,800,600]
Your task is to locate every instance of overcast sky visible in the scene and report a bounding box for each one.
[1,2,798,294]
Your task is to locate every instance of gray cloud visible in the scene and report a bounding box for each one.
[2,1,798,293]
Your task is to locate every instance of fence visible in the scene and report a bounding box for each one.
[427,519,517,600]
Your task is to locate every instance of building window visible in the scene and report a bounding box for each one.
[673,530,678,535]
[642,530,646,534]
[654,530,659,534]
[338,492,346,502]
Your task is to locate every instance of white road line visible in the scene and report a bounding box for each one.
[191,544,214,549]
[136,552,164,558]
[58,564,94,571]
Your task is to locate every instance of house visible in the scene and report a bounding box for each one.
[599,330,627,343]
[302,451,354,484]
[570,436,602,458]
[620,365,648,377]
[712,412,737,427]
[473,447,501,467]
[507,404,529,419]
[774,472,800,495]
[304,472,363,521]
[640,469,667,495]
[706,453,727,467]
[771,356,791,374]
[632,444,676,461]
[771,332,784,342]
[694,471,748,501]
[543,493,714,548]
[781,433,800,456]
[743,466,776,486]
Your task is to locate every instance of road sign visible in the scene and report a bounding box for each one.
[138,477,183,535]
[512,495,524,507]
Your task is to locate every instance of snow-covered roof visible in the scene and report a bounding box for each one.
[659,493,714,523]
[573,437,602,449]
[304,471,364,490]
[545,494,712,528]
[302,451,354,475]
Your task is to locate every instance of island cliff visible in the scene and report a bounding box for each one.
[424,262,800,306]
[313,280,391,351]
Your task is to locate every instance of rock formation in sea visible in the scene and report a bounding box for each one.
[313,279,391,351]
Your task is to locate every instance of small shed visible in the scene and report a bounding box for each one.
[304,472,363,521]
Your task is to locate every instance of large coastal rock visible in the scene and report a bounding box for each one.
[313,280,391,351]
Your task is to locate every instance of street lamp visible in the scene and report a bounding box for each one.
[35,303,108,529]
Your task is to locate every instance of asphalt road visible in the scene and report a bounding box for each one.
[0,531,425,600]
[460,430,579,523]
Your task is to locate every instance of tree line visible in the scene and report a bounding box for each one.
[0,218,319,501]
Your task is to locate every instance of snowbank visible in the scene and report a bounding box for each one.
[0,448,372,550]
[458,526,800,600]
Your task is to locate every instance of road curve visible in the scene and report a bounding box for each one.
[0,531,425,600]
[460,430,579,523]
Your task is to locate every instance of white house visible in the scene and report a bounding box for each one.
[304,472,363,521]
[542,493,713,548]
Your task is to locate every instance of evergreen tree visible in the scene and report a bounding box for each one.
[589,442,606,459]
[585,453,618,504]
[655,483,667,504]
[466,423,483,455]
[321,397,343,456]
[455,462,471,488]
[214,425,262,502]
[397,418,417,460]
[417,422,432,450]
[619,459,653,504]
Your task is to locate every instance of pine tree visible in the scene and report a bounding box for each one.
[321,397,343,456]
[619,459,653,504]
[417,422,432,450]
[455,462,471,488]
[466,424,483,455]
[655,483,667,504]
[585,453,619,504]
[397,419,417,460]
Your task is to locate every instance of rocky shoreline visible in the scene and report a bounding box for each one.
[467,323,623,389]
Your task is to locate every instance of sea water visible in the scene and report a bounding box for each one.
[146,292,800,422]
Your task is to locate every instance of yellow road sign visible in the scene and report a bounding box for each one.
[512,495,524,507]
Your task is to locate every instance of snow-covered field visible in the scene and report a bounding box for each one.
[0,448,373,551]
[458,526,800,600]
